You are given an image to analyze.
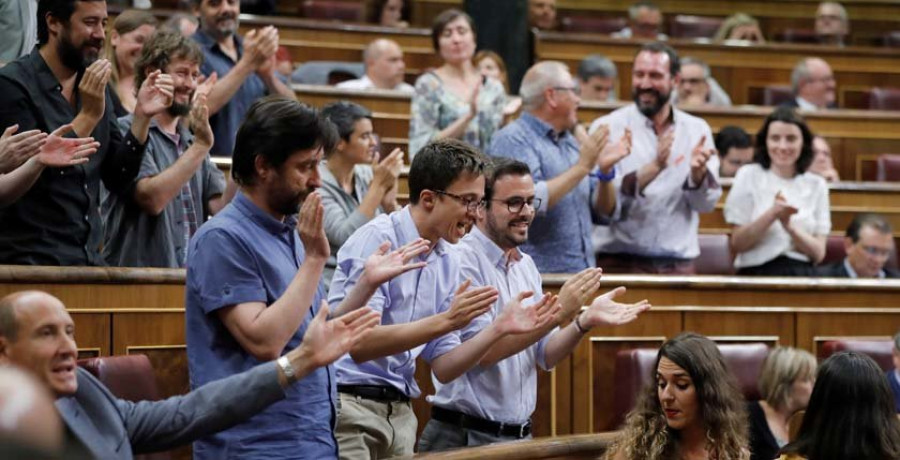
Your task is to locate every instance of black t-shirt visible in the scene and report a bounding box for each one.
[747,400,781,460]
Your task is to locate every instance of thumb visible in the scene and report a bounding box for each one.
[516,290,535,303]
[695,135,706,149]
[314,300,330,323]
[2,124,19,138]
[50,123,74,138]
[601,286,627,300]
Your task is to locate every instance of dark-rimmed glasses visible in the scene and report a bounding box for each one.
[434,190,486,213]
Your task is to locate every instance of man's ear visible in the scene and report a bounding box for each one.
[843,236,854,254]
[45,13,64,40]
[419,189,436,210]
[0,336,11,364]
[253,154,271,182]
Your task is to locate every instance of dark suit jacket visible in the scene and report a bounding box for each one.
[779,98,838,110]
[815,260,900,278]
[56,362,285,460]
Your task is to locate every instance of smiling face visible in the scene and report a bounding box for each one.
[432,172,485,244]
[482,173,536,250]
[112,24,156,76]
[765,121,804,174]
[53,1,108,70]
[438,16,476,64]
[657,357,700,431]
[196,0,240,40]
[0,293,79,398]
[632,50,675,119]
[163,56,201,117]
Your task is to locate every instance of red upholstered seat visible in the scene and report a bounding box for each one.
[695,233,734,275]
[300,0,365,22]
[668,15,723,39]
[819,339,894,372]
[868,87,900,111]
[763,85,794,106]
[822,234,846,265]
[876,154,900,182]
[558,16,626,34]
[775,28,819,44]
[611,343,769,429]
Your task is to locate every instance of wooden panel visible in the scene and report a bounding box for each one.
[70,312,111,357]
[796,310,900,351]
[683,310,794,347]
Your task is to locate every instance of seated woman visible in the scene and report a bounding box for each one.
[748,347,816,460]
[714,13,766,43]
[724,107,830,276]
[370,0,410,28]
[778,352,900,460]
[104,10,158,117]
[473,50,522,119]
[605,332,749,460]
[409,9,506,159]
[319,101,403,286]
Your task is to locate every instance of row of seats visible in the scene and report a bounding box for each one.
[761,85,900,110]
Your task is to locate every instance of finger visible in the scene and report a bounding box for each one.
[454,279,472,296]
[50,123,75,138]
[515,290,534,303]
[349,311,382,336]
[338,304,374,325]
[2,124,19,139]
[313,300,330,323]
[601,286,627,300]
[695,135,706,150]
[374,240,391,256]
[463,302,494,322]
[15,132,48,152]
[460,291,499,312]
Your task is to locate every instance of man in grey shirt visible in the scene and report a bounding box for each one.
[104,31,230,267]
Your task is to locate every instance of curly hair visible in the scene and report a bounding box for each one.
[605,333,749,460]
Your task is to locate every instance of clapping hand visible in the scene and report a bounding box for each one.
[773,191,798,228]
[36,124,100,167]
[361,239,430,286]
[494,291,561,335]
[656,127,674,169]
[135,70,174,118]
[689,135,715,184]
[79,59,112,121]
[0,125,46,173]
[298,301,381,368]
[557,267,603,318]
[578,287,650,329]
[598,127,632,173]
[297,191,329,259]
[443,280,499,331]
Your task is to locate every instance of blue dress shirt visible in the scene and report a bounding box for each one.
[186,192,337,459]
[329,206,461,398]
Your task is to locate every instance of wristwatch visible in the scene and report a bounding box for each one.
[590,168,616,182]
[277,356,297,385]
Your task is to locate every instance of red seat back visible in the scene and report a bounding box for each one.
[695,233,734,275]
[820,340,894,372]
[868,87,900,111]
[877,154,900,182]
[558,16,626,34]
[763,85,794,106]
[669,15,723,39]
[301,0,365,22]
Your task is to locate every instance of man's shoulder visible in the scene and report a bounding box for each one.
[673,107,713,131]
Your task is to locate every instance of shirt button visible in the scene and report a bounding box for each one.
[84,215,89,222]
[83,184,88,190]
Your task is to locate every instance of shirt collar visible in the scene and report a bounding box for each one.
[27,48,66,93]
[520,112,570,143]
[796,97,819,111]
[843,258,885,279]
[233,191,298,235]
[470,226,522,269]
[634,103,677,131]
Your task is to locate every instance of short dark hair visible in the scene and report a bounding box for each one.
[231,97,338,186]
[754,106,814,175]
[430,9,476,52]
[484,157,531,205]
[846,213,893,242]
[408,139,488,205]
[37,0,104,45]
[715,126,753,158]
[369,0,410,25]
[134,30,204,91]
[577,54,617,81]
[321,101,372,143]
[635,41,680,76]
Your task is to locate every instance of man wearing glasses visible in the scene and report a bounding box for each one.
[490,61,629,273]
[816,213,899,278]
[784,57,837,110]
[328,139,558,458]
[418,158,650,452]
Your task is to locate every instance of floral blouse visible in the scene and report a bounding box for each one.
[409,71,506,159]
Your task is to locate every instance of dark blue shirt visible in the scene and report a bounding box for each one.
[489,112,597,273]
[192,30,267,157]
[185,192,337,459]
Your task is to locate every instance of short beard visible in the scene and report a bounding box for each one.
[633,88,671,118]
[57,33,99,71]
[168,101,191,117]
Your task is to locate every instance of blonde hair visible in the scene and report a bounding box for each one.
[714,13,761,42]
[103,10,158,86]
[758,347,817,410]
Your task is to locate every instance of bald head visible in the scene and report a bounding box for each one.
[791,57,835,109]
[520,61,572,110]
[363,39,406,89]
[0,366,64,457]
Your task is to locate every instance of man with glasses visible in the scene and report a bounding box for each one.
[613,1,668,40]
[328,139,558,458]
[490,61,629,273]
[418,158,650,452]
[785,57,837,110]
[815,2,849,47]
[816,213,898,278]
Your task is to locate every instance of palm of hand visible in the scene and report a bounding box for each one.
[139,84,171,115]
[498,301,540,334]
[308,320,353,366]
[39,135,83,167]
[585,298,630,326]
[363,248,409,284]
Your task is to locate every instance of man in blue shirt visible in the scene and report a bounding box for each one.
[489,61,629,273]
[186,97,428,459]
[329,139,559,458]
[191,0,296,156]
[418,158,650,451]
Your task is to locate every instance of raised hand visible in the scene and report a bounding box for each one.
[194,72,218,101]
[557,267,603,317]
[442,280,498,331]
[135,70,174,117]
[79,59,112,121]
[494,291,561,335]
[690,135,714,184]
[36,124,100,167]
[188,94,214,151]
[243,27,279,72]
[773,191,798,228]
[579,287,650,329]
[372,148,404,191]
[656,127,674,169]
[467,81,481,119]
[297,191,329,259]
[361,238,429,286]
[0,125,46,173]
[597,127,632,173]
[578,124,609,171]
[298,301,381,368]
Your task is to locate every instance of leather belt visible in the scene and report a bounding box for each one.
[431,406,532,439]
[338,384,410,403]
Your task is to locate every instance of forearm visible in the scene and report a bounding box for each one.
[381,186,399,213]
[545,163,591,208]
[543,322,585,368]
[357,183,390,220]
[349,314,452,363]
[0,157,44,206]
[330,273,380,318]
[435,113,475,141]
[636,162,663,192]
[129,112,152,144]
[431,324,505,383]
[261,73,297,99]
[71,112,101,138]
[208,178,238,215]
[479,322,555,367]
[594,180,617,217]
[206,61,256,115]
[731,210,778,254]
[786,226,826,263]
[134,144,209,215]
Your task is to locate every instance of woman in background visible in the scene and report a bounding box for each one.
[104,10,158,116]
[715,13,766,43]
[371,0,410,28]
[473,50,523,120]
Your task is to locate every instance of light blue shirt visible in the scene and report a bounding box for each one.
[428,227,554,424]
[329,206,461,398]
[489,112,598,273]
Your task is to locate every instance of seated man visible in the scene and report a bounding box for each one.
[104,30,232,268]
[785,57,836,110]
[613,1,668,40]
[890,331,900,413]
[336,39,413,93]
[0,290,379,460]
[714,125,753,178]
[816,213,898,278]
[528,0,557,31]
[809,135,840,182]
[815,1,849,47]
[417,158,650,452]
[671,57,732,107]
[577,54,618,102]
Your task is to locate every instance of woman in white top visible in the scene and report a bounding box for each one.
[724,107,830,276]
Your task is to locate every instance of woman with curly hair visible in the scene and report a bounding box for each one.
[605,332,749,460]
[777,352,900,460]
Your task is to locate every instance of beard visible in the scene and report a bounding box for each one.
[633,87,671,118]
[485,212,529,249]
[58,31,102,71]
[207,13,238,40]
[168,102,191,117]
[270,184,313,217]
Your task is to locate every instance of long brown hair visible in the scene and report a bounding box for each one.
[103,9,158,85]
[606,333,749,460]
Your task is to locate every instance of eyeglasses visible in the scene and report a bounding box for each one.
[491,196,542,213]
[860,245,893,258]
[552,86,581,96]
[434,190,486,213]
